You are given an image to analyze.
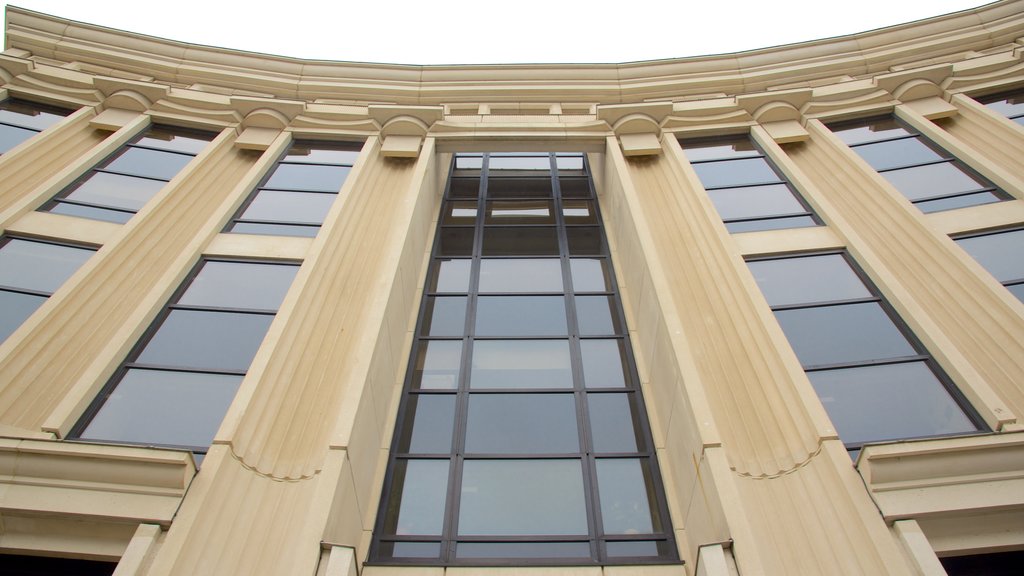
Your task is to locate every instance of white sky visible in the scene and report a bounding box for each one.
[1,1,995,65]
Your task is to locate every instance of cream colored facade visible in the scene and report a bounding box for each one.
[1,3,1023,575]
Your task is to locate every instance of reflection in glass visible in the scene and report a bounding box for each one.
[482,227,559,255]
[439,228,474,256]
[386,460,449,535]
[429,259,472,293]
[136,310,274,371]
[576,295,620,335]
[691,157,778,188]
[264,164,350,192]
[398,394,455,453]
[775,302,916,368]
[470,339,572,388]
[681,140,760,162]
[955,229,1024,283]
[49,202,134,223]
[487,178,553,198]
[104,147,192,180]
[580,339,628,388]
[831,118,910,145]
[707,184,806,221]
[62,172,167,212]
[475,296,566,336]
[478,259,562,292]
[571,258,611,292]
[412,340,462,389]
[0,239,94,293]
[444,201,478,224]
[0,291,45,343]
[852,137,943,171]
[596,459,660,534]
[421,296,467,337]
[809,361,976,446]
[458,459,587,536]
[456,542,590,559]
[880,162,987,202]
[748,254,869,307]
[238,190,335,224]
[567,227,602,255]
[485,200,554,223]
[465,394,578,453]
[79,369,242,447]
[588,393,643,452]
[179,261,297,310]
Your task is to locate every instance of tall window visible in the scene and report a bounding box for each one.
[225,141,360,237]
[954,227,1024,303]
[747,252,985,457]
[680,135,820,233]
[371,153,676,565]
[40,126,213,223]
[977,89,1024,125]
[0,237,95,343]
[71,259,299,460]
[0,98,71,154]
[829,116,1011,213]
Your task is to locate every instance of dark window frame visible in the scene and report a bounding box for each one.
[828,115,1012,213]
[680,134,822,233]
[41,125,215,223]
[369,153,678,567]
[746,250,988,455]
[225,140,363,237]
[70,256,300,457]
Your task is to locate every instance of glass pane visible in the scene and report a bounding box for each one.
[62,171,167,212]
[984,95,1024,118]
[438,228,474,256]
[282,146,359,165]
[831,118,911,145]
[956,229,1024,282]
[135,129,211,154]
[79,368,242,447]
[478,259,563,292]
[456,542,590,559]
[852,137,944,171]
[580,339,628,388]
[571,258,611,292]
[556,154,585,171]
[489,156,551,171]
[588,393,643,452]
[487,178,553,198]
[725,215,817,233]
[264,163,350,192]
[444,201,478,224]
[0,124,38,153]
[681,139,759,162]
[0,102,66,130]
[0,290,45,343]
[774,302,917,368]
[692,157,779,188]
[562,200,597,224]
[576,295,621,335]
[880,162,987,201]
[0,239,94,293]
[412,340,462,390]
[179,261,297,310]
[449,177,480,198]
[808,361,977,446]
[455,156,483,170]
[104,147,192,180]
[384,459,449,536]
[458,459,587,536]
[229,222,319,237]
[377,542,440,559]
[565,227,601,256]
[606,541,673,558]
[475,296,566,336]
[421,296,466,337]
[48,202,134,223]
[238,190,335,224]
[1007,283,1024,303]
[916,191,1001,213]
[485,200,554,224]
[596,459,660,534]
[465,393,579,454]
[747,254,870,307]
[470,339,572,389]
[398,394,455,453]
[428,259,471,293]
[707,183,805,221]
[136,309,274,371]
[560,177,590,198]
[482,227,559,256]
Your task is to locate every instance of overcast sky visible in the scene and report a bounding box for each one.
[1,1,994,65]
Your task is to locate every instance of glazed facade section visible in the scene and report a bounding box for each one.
[0,2,1023,576]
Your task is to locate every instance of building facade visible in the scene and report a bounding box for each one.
[1,3,1023,575]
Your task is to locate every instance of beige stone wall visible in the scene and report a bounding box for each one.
[0,2,1023,575]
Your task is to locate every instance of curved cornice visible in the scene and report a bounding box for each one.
[4,2,1024,106]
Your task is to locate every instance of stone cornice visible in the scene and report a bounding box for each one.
[4,2,1024,106]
